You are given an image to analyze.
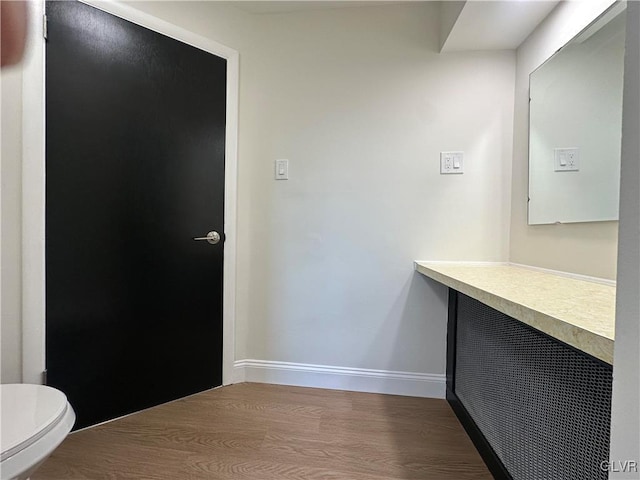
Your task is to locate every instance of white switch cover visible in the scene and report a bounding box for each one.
[554,148,579,172]
[275,159,289,180]
[441,151,464,174]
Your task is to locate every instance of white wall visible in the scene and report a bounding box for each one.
[125,1,515,377]
[609,0,640,475]
[0,65,23,384]
[528,13,624,225]
[511,0,619,279]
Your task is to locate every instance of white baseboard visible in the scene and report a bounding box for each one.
[233,359,446,399]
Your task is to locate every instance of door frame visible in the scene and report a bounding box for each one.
[21,0,238,386]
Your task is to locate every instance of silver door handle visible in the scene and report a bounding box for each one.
[193,231,221,245]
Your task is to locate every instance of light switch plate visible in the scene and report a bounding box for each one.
[275,159,289,180]
[441,151,464,174]
[554,148,579,172]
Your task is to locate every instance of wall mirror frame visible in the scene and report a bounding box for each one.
[528,1,626,225]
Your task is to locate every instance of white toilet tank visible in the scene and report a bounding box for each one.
[0,384,75,480]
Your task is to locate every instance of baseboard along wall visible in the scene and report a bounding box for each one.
[233,359,446,399]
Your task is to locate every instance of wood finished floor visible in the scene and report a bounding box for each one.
[34,383,492,480]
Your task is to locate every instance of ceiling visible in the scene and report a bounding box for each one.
[441,1,560,52]
[232,1,405,15]
[231,0,560,51]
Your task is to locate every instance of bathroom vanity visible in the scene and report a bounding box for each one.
[415,262,615,480]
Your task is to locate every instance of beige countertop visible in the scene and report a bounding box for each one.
[414,262,616,364]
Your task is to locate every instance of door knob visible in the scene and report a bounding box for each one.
[193,231,221,245]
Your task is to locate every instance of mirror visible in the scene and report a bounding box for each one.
[528,2,626,225]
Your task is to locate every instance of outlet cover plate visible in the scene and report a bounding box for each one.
[554,147,579,172]
[441,151,464,174]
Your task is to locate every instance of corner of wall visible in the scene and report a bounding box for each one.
[438,1,466,52]
[609,0,640,474]
[1,64,24,384]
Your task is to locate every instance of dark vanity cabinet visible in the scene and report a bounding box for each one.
[446,290,613,480]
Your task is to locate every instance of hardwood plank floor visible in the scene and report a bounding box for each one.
[34,383,492,480]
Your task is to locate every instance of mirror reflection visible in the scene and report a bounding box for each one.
[528,2,626,225]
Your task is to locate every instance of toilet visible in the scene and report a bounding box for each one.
[0,384,75,480]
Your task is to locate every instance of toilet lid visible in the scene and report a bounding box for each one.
[0,384,69,460]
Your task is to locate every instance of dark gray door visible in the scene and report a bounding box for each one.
[45,0,226,429]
